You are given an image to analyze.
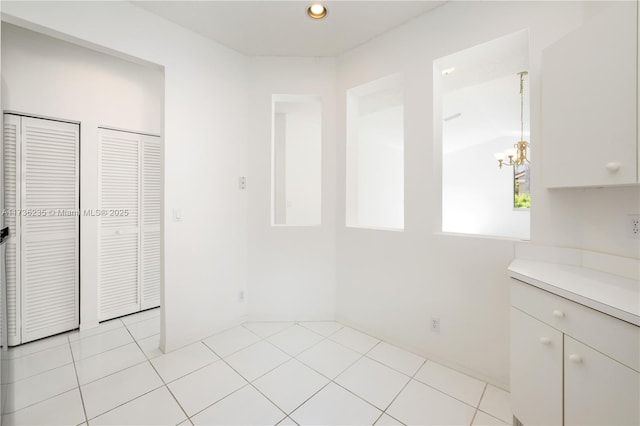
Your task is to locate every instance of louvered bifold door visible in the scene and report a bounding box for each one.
[98,129,140,321]
[3,114,22,346]
[20,117,79,343]
[141,135,160,310]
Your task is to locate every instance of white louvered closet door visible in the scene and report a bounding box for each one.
[98,129,160,321]
[141,135,160,310]
[3,115,80,344]
[98,129,140,320]
[3,114,21,346]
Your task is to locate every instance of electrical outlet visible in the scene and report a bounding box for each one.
[628,214,640,239]
[430,317,441,333]
[239,177,247,190]
[238,291,245,302]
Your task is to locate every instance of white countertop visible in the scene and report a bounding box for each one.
[508,258,640,326]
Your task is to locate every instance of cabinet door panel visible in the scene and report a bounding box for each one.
[565,336,640,425]
[511,307,563,426]
[542,2,637,187]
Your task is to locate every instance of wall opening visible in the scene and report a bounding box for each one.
[271,95,322,226]
[435,30,530,240]
[346,74,404,231]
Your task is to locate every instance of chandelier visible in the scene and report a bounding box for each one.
[494,71,530,169]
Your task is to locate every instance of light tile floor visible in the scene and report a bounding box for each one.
[1,310,512,425]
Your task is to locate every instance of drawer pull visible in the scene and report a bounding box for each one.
[552,310,565,318]
[569,354,582,364]
[539,337,551,345]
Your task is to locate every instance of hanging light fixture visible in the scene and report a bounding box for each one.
[495,71,530,169]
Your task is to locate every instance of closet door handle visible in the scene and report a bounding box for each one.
[569,354,582,364]
[552,310,564,318]
[539,337,551,345]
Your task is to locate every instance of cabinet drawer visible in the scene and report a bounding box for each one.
[511,279,640,372]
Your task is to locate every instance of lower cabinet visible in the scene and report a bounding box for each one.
[511,308,562,425]
[511,280,640,425]
[564,336,639,426]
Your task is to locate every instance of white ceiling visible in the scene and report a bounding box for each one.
[132,1,446,57]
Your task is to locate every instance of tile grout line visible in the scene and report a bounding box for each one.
[1,311,159,422]
[231,323,401,424]
[194,343,289,422]
[2,346,85,417]
[71,318,499,426]
[67,335,89,425]
[123,319,192,424]
[373,358,427,426]
[3,334,71,361]
[469,383,489,426]
[68,318,125,344]
[76,323,165,422]
[203,327,351,423]
[2,359,75,386]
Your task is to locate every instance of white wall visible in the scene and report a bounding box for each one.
[1,22,163,332]
[247,57,336,321]
[335,0,638,389]
[356,106,404,230]
[279,100,321,226]
[1,1,250,351]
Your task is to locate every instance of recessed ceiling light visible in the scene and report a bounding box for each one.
[441,67,456,76]
[307,4,327,19]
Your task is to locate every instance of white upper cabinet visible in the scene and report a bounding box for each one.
[542,2,638,187]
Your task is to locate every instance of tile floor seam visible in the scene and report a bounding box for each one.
[4,335,71,360]
[245,381,289,421]
[69,319,125,343]
[124,319,191,423]
[84,382,166,422]
[148,342,220,385]
[67,335,89,425]
[2,386,79,417]
[376,358,427,424]
[2,359,75,386]
[296,321,344,339]
[202,341,291,390]
[476,407,509,423]
[362,352,420,379]
[205,340,263,359]
[5,317,508,426]
[78,358,149,387]
[470,408,479,426]
[241,321,297,339]
[476,382,489,409]
[75,327,176,422]
[407,376,486,414]
[420,359,500,397]
[295,338,390,422]
[206,351,294,422]
[280,380,334,419]
[289,323,372,384]
[71,338,136,364]
[326,328,382,355]
[183,381,251,420]
[2,362,80,416]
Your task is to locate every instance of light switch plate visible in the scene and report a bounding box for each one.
[173,208,182,222]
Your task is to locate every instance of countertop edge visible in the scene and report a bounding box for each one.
[508,266,640,327]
